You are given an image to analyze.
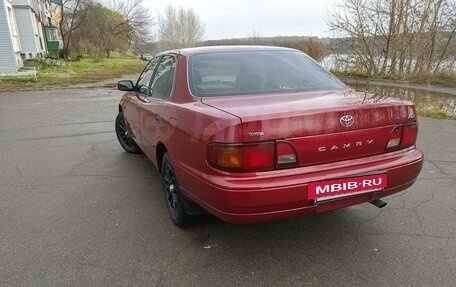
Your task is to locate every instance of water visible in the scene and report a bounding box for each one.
[322,54,456,73]
[347,81,456,118]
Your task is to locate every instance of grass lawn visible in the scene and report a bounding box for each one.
[0,57,145,91]
[417,107,455,120]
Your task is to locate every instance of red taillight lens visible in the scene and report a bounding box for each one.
[207,142,275,171]
[243,144,275,170]
[400,123,418,149]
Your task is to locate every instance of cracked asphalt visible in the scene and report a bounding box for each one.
[0,87,455,287]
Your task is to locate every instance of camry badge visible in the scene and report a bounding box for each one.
[340,115,354,128]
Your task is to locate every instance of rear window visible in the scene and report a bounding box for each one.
[188,50,346,97]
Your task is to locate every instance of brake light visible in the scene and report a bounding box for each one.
[207,142,275,171]
[400,123,418,149]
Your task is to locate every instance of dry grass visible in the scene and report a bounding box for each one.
[0,57,145,91]
[417,107,455,120]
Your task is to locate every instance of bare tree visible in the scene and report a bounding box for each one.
[300,38,328,62]
[71,3,126,57]
[57,0,153,58]
[102,0,154,58]
[58,0,90,59]
[328,0,456,77]
[247,29,262,44]
[157,5,205,51]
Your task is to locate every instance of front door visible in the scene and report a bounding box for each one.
[140,55,176,165]
[123,57,160,145]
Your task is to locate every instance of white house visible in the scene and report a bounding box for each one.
[0,0,54,73]
[0,0,22,72]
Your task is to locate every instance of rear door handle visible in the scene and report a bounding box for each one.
[135,105,140,111]
[154,115,161,123]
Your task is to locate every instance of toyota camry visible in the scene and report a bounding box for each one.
[115,46,423,226]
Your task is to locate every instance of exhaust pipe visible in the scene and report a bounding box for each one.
[370,199,387,208]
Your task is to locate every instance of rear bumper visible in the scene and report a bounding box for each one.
[178,148,424,224]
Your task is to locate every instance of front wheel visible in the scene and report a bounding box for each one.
[115,112,141,154]
[161,152,191,227]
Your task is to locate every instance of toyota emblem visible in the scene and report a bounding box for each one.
[340,115,354,127]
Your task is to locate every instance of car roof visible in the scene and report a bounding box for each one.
[159,45,298,57]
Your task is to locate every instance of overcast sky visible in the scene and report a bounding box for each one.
[144,0,338,40]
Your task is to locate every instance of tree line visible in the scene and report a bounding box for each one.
[204,36,329,62]
[56,1,206,59]
[57,0,153,59]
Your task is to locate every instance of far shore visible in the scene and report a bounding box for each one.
[341,77,456,96]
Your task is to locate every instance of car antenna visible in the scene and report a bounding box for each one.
[366,14,380,98]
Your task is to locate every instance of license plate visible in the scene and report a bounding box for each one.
[308,173,388,202]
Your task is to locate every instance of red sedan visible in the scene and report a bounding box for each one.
[115,46,423,226]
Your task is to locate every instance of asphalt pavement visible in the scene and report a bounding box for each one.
[0,87,455,287]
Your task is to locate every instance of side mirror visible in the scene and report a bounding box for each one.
[118,80,134,91]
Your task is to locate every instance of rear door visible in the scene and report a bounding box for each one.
[140,55,177,165]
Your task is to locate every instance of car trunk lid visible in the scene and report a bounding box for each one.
[201,90,417,167]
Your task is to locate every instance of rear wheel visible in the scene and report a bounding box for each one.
[115,112,141,153]
[161,152,191,227]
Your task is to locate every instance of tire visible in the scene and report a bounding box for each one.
[115,112,141,154]
[161,152,191,227]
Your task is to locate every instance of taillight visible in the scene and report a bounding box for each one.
[400,123,418,149]
[207,142,275,172]
[208,141,300,172]
[386,122,418,152]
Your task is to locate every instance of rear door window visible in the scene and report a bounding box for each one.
[136,56,160,96]
[150,55,176,100]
